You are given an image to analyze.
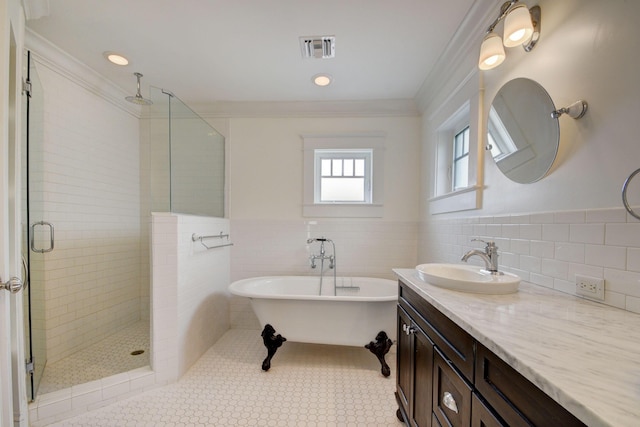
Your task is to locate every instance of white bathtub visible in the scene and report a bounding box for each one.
[229,276,398,347]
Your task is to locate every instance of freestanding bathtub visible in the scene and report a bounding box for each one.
[229,276,398,347]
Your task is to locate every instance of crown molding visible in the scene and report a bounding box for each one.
[23,0,49,20]
[183,99,420,119]
[24,29,142,117]
[416,0,502,113]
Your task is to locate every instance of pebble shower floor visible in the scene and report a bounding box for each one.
[47,329,400,426]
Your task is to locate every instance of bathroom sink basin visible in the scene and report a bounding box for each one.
[415,263,519,294]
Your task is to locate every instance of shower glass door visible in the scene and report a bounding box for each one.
[22,51,46,401]
[22,51,149,399]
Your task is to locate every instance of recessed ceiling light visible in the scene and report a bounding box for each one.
[312,73,332,87]
[103,51,129,66]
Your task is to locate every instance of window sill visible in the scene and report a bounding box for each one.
[428,185,481,214]
[303,203,383,218]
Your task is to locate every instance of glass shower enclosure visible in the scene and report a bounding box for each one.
[148,87,225,217]
[21,56,225,401]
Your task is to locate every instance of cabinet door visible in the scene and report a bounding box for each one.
[412,325,433,427]
[471,393,505,427]
[433,349,472,427]
[397,306,413,418]
[397,305,434,427]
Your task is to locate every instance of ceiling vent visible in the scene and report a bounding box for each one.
[299,36,335,59]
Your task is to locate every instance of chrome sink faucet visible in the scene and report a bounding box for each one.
[461,239,502,275]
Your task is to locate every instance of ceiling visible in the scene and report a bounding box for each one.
[25,0,477,107]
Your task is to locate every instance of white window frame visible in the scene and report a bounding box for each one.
[314,149,372,204]
[302,133,385,218]
[452,125,470,191]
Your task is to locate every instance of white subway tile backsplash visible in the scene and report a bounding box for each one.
[519,224,542,240]
[554,242,585,263]
[529,273,554,288]
[554,210,585,224]
[605,223,640,248]
[570,223,605,244]
[530,212,554,224]
[553,279,575,294]
[628,248,640,272]
[586,208,627,223]
[542,259,569,280]
[625,295,640,314]
[530,240,555,258]
[542,224,569,242]
[603,268,640,298]
[422,208,640,313]
[585,244,626,269]
[520,255,541,273]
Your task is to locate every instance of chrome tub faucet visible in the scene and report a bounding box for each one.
[307,237,334,269]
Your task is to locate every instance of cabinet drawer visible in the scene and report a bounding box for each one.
[471,393,505,427]
[400,282,475,381]
[475,343,586,426]
[433,348,471,427]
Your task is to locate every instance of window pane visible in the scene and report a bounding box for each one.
[454,156,469,190]
[343,159,354,176]
[321,158,332,176]
[354,158,365,176]
[320,177,365,201]
[332,159,343,176]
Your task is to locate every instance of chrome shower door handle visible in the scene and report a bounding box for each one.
[30,221,54,253]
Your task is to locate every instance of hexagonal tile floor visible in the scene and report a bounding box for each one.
[48,328,400,426]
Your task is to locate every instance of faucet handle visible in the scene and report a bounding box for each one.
[471,239,497,250]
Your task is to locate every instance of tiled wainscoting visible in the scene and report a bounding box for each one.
[421,208,640,313]
[229,218,419,330]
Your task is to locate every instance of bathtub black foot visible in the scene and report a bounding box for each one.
[365,331,393,377]
[261,324,287,371]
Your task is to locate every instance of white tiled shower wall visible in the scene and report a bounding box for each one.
[33,61,144,363]
[229,218,419,329]
[421,208,640,314]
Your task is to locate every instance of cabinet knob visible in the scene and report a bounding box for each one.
[442,391,459,414]
[402,323,416,335]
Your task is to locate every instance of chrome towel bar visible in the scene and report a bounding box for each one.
[191,232,234,250]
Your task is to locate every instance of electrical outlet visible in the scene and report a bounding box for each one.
[575,275,605,301]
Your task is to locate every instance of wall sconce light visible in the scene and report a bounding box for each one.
[551,100,588,119]
[478,1,541,70]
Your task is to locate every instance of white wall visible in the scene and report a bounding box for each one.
[419,0,640,313]
[151,213,230,380]
[226,116,421,328]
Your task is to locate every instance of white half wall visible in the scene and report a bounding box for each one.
[151,213,230,380]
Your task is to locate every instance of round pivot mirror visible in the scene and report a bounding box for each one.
[487,78,559,184]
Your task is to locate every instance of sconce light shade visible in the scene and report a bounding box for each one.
[478,33,506,70]
[503,4,534,47]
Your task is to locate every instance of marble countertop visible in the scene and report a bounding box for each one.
[394,268,640,427]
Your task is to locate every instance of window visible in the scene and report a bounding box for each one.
[302,133,385,218]
[430,94,481,214]
[452,126,469,190]
[315,150,372,203]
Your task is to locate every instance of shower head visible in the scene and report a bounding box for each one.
[125,72,153,106]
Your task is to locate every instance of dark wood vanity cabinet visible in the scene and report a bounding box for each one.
[395,279,586,427]
[397,305,434,426]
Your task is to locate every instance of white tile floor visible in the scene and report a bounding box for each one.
[38,320,150,395]
[47,329,401,426]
